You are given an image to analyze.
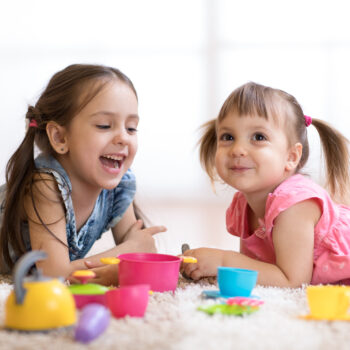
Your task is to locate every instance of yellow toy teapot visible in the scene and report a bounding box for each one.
[5,250,76,331]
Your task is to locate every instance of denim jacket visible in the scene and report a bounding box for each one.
[0,154,136,269]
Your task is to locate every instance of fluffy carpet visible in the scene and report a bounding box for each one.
[0,275,349,350]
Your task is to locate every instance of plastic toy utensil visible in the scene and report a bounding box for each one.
[181,243,190,253]
[75,303,110,343]
[72,270,96,284]
[179,256,197,263]
[100,257,120,265]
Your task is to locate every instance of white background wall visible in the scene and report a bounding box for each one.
[1,0,350,255]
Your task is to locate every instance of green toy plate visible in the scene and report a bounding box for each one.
[68,283,109,295]
[198,304,259,316]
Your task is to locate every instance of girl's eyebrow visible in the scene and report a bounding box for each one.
[89,111,139,120]
[217,126,232,132]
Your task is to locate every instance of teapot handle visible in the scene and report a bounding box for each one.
[13,250,47,304]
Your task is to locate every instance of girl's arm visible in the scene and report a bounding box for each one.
[27,175,166,279]
[71,203,166,286]
[25,174,75,278]
[182,199,320,288]
[79,203,166,268]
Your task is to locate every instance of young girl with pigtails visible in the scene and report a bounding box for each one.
[0,64,166,285]
[181,82,350,287]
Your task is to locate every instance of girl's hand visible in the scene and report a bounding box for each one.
[67,263,119,287]
[123,220,167,253]
[180,247,226,281]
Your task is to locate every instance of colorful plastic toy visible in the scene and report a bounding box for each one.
[71,270,96,284]
[5,251,76,331]
[217,267,258,297]
[227,296,264,307]
[75,303,110,343]
[100,257,120,265]
[202,267,258,299]
[69,270,110,309]
[106,284,150,318]
[100,253,196,292]
[198,295,263,316]
[301,285,350,321]
[198,303,260,316]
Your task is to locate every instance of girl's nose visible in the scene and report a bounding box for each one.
[230,141,247,157]
[112,129,128,145]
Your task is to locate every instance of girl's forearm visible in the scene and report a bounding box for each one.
[71,239,155,270]
[222,250,309,288]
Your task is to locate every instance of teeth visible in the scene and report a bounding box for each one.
[104,155,123,161]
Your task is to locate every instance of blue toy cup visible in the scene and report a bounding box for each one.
[217,267,258,297]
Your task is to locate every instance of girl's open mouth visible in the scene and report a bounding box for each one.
[100,155,124,169]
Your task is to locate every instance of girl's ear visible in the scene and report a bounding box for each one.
[46,121,69,154]
[285,142,302,172]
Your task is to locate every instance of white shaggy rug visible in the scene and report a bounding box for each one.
[0,275,350,350]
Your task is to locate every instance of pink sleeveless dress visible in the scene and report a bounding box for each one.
[226,174,350,285]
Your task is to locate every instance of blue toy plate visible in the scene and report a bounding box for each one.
[201,290,259,299]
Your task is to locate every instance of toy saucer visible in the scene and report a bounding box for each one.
[201,290,229,299]
[198,303,259,316]
[300,313,350,321]
[201,290,258,300]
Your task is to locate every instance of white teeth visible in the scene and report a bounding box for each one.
[104,155,123,161]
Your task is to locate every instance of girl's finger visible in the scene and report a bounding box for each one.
[67,275,80,284]
[84,260,102,268]
[183,249,194,256]
[189,268,202,281]
[143,225,167,235]
[183,262,197,277]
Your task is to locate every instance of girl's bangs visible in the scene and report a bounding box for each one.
[219,83,281,125]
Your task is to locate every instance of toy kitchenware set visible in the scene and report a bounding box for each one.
[202,266,258,299]
[69,270,110,309]
[74,303,110,343]
[301,285,350,321]
[100,252,197,292]
[198,296,264,316]
[4,251,76,331]
[70,270,151,318]
[199,266,262,317]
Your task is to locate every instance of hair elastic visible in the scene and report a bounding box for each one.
[304,115,312,127]
[29,119,38,128]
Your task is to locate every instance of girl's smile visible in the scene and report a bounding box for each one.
[99,153,126,174]
[215,112,294,199]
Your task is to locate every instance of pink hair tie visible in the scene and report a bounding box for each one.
[29,119,38,128]
[304,115,312,127]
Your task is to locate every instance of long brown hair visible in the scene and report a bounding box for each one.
[0,64,138,270]
[199,82,350,202]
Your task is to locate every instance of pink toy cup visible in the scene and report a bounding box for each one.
[106,284,150,318]
[117,253,183,292]
[101,253,197,292]
[73,294,106,309]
